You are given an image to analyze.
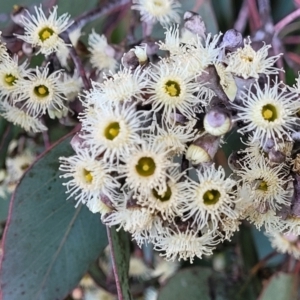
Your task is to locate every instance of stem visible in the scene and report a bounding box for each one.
[250,251,278,275]
[66,0,131,34]
[274,8,300,35]
[234,0,248,33]
[60,32,91,90]
[107,226,124,300]
[42,131,50,149]
[247,0,261,33]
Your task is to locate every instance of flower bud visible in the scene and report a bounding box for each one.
[11,5,27,27]
[204,108,231,136]
[183,11,206,38]
[228,151,243,172]
[70,132,86,153]
[219,29,243,51]
[186,134,220,165]
[268,148,285,164]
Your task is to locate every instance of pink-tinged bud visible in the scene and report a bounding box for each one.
[204,108,231,136]
[283,233,298,243]
[220,29,243,51]
[11,5,27,27]
[122,45,148,69]
[268,148,285,164]
[186,133,220,165]
[122,50,139,69]
[183,11,206,38]
[70,133,86,153]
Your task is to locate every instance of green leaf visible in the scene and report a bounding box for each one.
[0,195,10,223]
[108,227,132,300]
[157,267,213,300]
[237,223,261,299]
[258,272,298,300]
[0,135,108,300]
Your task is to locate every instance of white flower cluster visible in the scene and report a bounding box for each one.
[0,6,82,132]
[4,5,300,262]
[0,139,36,199]
[57,14,300,262]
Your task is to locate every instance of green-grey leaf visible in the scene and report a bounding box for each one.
[0,195,10,223]
[108,227,132,300]
[0,135,108,300]
[258,272,298,300]
[157,267,213,300]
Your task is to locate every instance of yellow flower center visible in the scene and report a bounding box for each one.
[5,74,17,86]
[257,180,268,192]
[203,189,221,205]
[34,85,49,98]
[104,122,120,140]
[262,104,277,122]
[165,80,181,97]
[152,185,172,202]
[241,55,253,62]
[83,169,93,183]
[39,27,55,42]
[135,157,156,177]
[153,0,163,6]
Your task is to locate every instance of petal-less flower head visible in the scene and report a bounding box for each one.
[6,149,35,184]
[233,78,299,149]
[119,137,178,197]
[132,0,181,25]
[145,61,201,120]
[182,165,239,230]
[88,30,118,73]
[0,56,29,100]
[226,37,282,79]
[13,65,67,117]
[153,227,219,263]
[137,167,192,221]
[237,160,292,211]
[266,232,300,259]
[15,5,73,56]
[61,71,83,101]
[95,68,148,104]
[59,148,120,207]
[149,118,196,155]
[0,32,10,62]
[171,33,222,77]
[158,25,182,55]
[103,200,155,235]
[0,101,47,133]
[80,102,145,163]
[244,205,285,232]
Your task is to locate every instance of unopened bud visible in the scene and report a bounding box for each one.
[122,45,148,69]
[183,11,206,38]
[268,148,285,164]
[22,42,34,56]
[219,29,243,51]
[228,151,243,172]
[11,5,27,27]
[204,108,231,136]
[186,134,220,165]
[70,132,86,152]
[122,50,139,69]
